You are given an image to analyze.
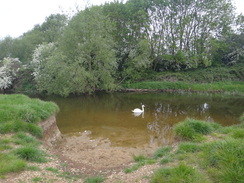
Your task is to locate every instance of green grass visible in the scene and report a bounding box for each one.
[84,176,105,183]
[0,94,59,124]
[14,146,47,163]
[176,142,200,153]
[201,138,244,182]
[173,119,220,141]
[0,94,59,177]
[46,167,59,173]
[149,114,244,183]
[153,146,172,159]
[13,132,41,146]
[124,155,156,173]
[122,81,244,94]
[151,164,210,183]
[0,152,27,176]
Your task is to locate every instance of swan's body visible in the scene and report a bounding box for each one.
[132,105,145,113]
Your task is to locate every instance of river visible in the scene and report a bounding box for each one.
[47,92,244,148]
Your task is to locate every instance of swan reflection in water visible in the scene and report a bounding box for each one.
[132,111,144,118]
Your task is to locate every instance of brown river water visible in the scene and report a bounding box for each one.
[47,92,244,148]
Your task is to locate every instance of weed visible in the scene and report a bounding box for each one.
[160,155,173,164]
[0,152,26,176]
[27,166,41,171]
[32,177,43,182]
[84,176,105,183]
[173,119,218,141]
[13,132,40,146]
[46,167,59,173]
[151,164,210,183]
[231,129,244,139]
[14,146,47,163]
[124,155,156,173]
[153,146,172,159]
[57,171,81,181]
[176,142,200,153]
[201,139,244,182]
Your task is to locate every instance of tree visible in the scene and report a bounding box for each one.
[32,6,117,96]
[0,57,21,93]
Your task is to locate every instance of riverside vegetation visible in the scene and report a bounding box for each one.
[0,94,58,177]
[0,94,244,182]
[0,0,244,96]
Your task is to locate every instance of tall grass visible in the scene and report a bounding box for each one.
[201,138,244,182]
[0,94,59,124]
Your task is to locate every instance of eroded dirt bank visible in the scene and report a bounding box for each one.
[4,115,161,183]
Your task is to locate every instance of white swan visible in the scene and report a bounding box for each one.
[132,105,145,113]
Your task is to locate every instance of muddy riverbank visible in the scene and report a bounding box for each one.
[40,115,160,175]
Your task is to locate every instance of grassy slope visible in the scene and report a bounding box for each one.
[0,94,59,177]
[125,117,244,183]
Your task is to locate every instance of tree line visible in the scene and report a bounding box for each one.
[0,0,243,96]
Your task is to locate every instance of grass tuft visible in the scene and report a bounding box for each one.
[0,152,26,176]
[201,138,244,182]
[84,176,105,183]
[124,154,156,173]
[153,146,172,159]
[151,164,210,183]
[14,146,47,163]
[173,119,218,141]
[176,142,200,153]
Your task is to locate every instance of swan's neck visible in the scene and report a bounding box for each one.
[142,106,144,112]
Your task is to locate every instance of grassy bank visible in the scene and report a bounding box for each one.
[0,94,59,178]
[122,81,244,94]
[124,115,244,183]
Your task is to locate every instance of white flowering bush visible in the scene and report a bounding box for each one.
[0,57,21,91]
[31,43,56,80]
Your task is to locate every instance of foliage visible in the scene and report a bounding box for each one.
[0,0,243,95]
[31,6,117,96]
[0,57,21,92]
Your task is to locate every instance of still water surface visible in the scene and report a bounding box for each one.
[48,93,244,148]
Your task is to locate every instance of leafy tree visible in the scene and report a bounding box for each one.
[32,6,117,96]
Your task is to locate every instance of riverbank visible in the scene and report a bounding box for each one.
[121,81,244,95]
[1,94,244,182]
